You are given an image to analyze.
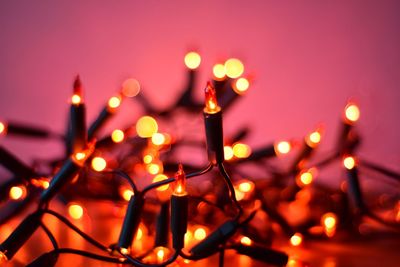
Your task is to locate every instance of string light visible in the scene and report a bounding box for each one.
[213,63,226,80]
[111,129,125,143]
[9,185,26,200]
[224,58,244,78]
[91,156,107,172]
[184,51,201,70]
[290,233,303,246]
[274,140,292,155]
[344,102,360,124]
[233,77,250,94]
[223,145,234,160]
[68,203,84,220]
[136,116,158,138]
[232,143,252,158]
[151,133,166,146]
[343,155,356,170]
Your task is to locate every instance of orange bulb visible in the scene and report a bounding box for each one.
[71,140,95,166]
[0,121,6,135]
[155,247,169,264]
[122,78,141,97]
[343,156,356,170]
[290,233,303,246]
[240,236,252,246]
[91,156,107,172]
[184,51,201,70]
[174,164,186,196]
[233,77,250,94]
[111,129,125,143]
[305,128,323,148]
[344,102,360,124]
[107,95,122,111]
[193,227,207,240]
[68,203,84,220]
[9,185,26,200]
[213,63,226,80]
[72,75,83,104]
[204,82,220,114]
[238,180,254,193]
[274,141,292,155]
[121,188,134,201]
[321,212,337,237]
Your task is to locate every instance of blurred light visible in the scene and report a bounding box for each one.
[343,156,356,170]
[224,58,244,78]
[155,247,168,263]
[143,154,153,164]
[232,143,252,158]
[71,94,82,105]
[0,251,7,263]
[9,186,25,200]
[111,129,125,143]
[240,236,252,246]
[122,78,141,97]
[74,152,86,161]
[233,77,249,94]
[290,233,303,246]
[213,63,226,80]
[91,156,107,172]
[152,174,169,191]
[122,189,134,201]
[297,168,316,186]
[151,133,166,146]
[234,188,245,201]
[120,248,129,255]
[108,96,122,109]
[274,141,292,155]
[194,227,207,240]
[0,122,6,135]
[344,103,360,124]
[238,181,254,193]
[136,226,144,240]
[322,212,337,237]
[136,116,158,138]
[184,52,201,70]
[224,146,234,161]
[68,203,84,220]
[306,128,322,148]
[147,163,162,175]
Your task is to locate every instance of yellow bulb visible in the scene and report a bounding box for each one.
[306,129,322,148]
[120,248,129,255]
[343,156,356,170]
[147,163,162,175]
[91,157,107,172]
[74,152,86,161]
[240,236,252,246]
[274,141,291,155]
[108,95,122,109]
[297,169,315,186]
[344,103,360,124]
[232,143,252,158]
[68,203,84,220]
[213,63,226,80]
[9,186,25,200]
[322,213,337,229]
[224,146,234,160]
[233,77,250,94]
[151,133,166,146]
[224,58,244,78]
[194,227,207,240]
[143,154,153,164]
[0,122,6,135]
[122,189,134,201]
[136,116,158,138]
[71,94,82,105]
[111,129,125,143]
[238,181,254,193]
[122,78,141,97]
[184,52,201,70]
[290,233,303,246]
[152,174,169,191]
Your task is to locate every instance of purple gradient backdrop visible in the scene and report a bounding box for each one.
[1,1,399,175]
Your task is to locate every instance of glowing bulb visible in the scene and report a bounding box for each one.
[68,203,84,220]
[136,116,158,138]
[152,174,169,191]
[9,186,25,200]
[122,78,141,97]
[234,188,245,201]
[233,77,250,94]
[151,133,166,146]
[173,164,186,196]
[71,141,95,166]
[343,156,356,170]
[111,129,125,143]
[71,94,82,105]
[184,51,201,70]
[224,146,234,160]
[108,95,122,110]
[143,154,153,164]
[204,82,220,114]
[120,248,129,255]
[0,121,6,135]
[344,103,360,124]
[91,156,107,172]
[155,247,168,263]
[297,168,316,186]
[136,227,143,240]
[274,141,292,155]
[194,227,207,240]
[224,58,244,78]
[232,143,252,158]
[322,212,337,237]
[213,63,226,80]
[306,128,322,148]
[240,236,252,246]
[238,181,254,193]
[290,233,303,246]
[122,189,134,201]
[147,163,162,175]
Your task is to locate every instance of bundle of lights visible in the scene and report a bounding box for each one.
[0,51,399,267]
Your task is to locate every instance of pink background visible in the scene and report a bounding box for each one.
[1,1,399,175]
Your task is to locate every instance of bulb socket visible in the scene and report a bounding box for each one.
[171,194,188,250]
[70,104,87,153]
[203,110,224,164]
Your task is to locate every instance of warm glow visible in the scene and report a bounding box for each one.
[9,185,25,200]
[156,247,166,263]
[0,121,6,135]
[274,141,292,155]
[224,146,234,160]
[194,227,207,240]
[240,236,252,246]
[213,63,226,80]
[122,78,141,97]
[306,129,322,148]
[152,174,169,191]
[297,168,316,186]
[0,251,7,263]
[322,212,337,237]
[147,163,161,175]
[71,94,82,105]
[68,203,84,220]
[107,95,122,110]
[143,154,153,164]
[204,82,220,114]
[290,233,303,246]
[224,58,244,78]
[238,181,254,193]
[91,156,107,172]
[344,103,360,124]
[174,164,186,196]
[184,51,201,70]
[111,129,125,143]
[233,77,249,94]
[234,188,245,201]
[72,141,95,166]
[136,227,143,240]
[343,156,356,170]
[122,189,134,201]
[232,143,252,158]
[151,133,166,146]
[120,248,129,255]
[136,116,158,138]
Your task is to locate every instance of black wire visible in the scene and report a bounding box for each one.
[42,209,109,252]
[121,250,179,267]
[218,247,225,267]
[359,159,400,183]
[105,169,139,193]
[53,248,126,264]
[217,163,243,218]
[40,222,59,250]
